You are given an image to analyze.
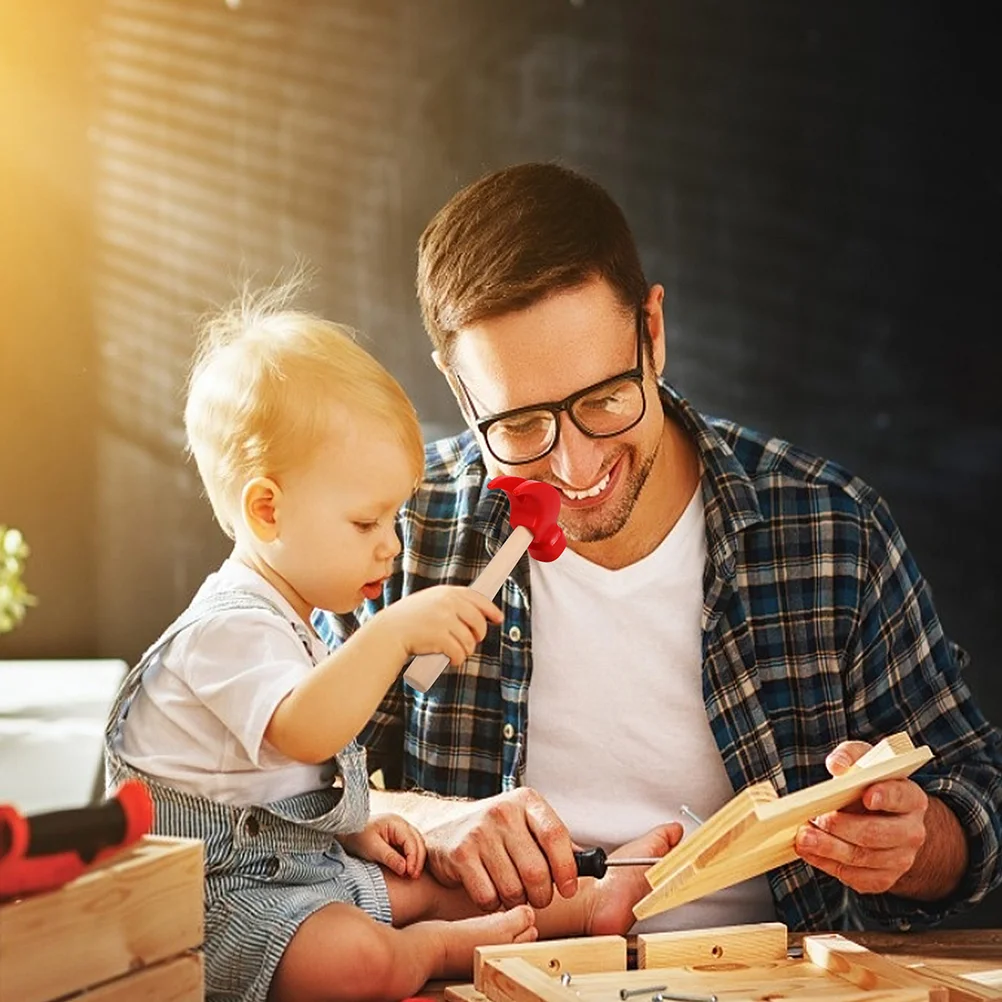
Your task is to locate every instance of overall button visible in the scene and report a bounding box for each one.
[502,723,515,740]
[245,816,260,837]
[507,625,521,642]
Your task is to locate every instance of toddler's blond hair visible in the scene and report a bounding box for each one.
[185,282,424,538]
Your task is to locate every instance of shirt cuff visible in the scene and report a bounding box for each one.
[850,774,1002,930]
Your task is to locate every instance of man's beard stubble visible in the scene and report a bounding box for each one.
[558,442,660,544]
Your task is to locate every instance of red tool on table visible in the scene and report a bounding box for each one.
[404,476,566,692]
[0,779,153,900]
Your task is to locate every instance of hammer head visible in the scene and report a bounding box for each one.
[487,476,566,561]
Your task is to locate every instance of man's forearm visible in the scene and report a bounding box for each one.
[891,795,969,901]
[370,787,483,830]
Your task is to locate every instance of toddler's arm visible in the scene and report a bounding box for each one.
[264,586,501,763]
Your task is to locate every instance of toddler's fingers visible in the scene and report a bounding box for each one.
[463,590,503,623]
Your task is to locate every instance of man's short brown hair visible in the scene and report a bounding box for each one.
[416,162,648,362]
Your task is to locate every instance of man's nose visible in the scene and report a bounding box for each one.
[547,414,605,487]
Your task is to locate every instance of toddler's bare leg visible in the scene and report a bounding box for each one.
[533,823,683,938]
[268,900,536,1002]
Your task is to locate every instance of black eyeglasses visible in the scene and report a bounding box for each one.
[453,309,648,466]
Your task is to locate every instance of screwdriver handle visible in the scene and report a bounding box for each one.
[573,846,609,878]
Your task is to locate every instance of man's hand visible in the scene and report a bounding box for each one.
[795,740,929,894]
[421,787,580,911]
[340,813,426,878]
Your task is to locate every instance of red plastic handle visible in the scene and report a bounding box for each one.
[488,476,566,562]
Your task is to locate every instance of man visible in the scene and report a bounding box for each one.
[317,162,1002,932]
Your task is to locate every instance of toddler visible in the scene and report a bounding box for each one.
[105,284,677,1002]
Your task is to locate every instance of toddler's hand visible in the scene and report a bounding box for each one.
[381,586,503,667]
[341,813,426,878]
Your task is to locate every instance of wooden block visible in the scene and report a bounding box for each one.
[910,965,1002,1002]
[0,836,203,1002]
[805,934,948,1002]
[635,734,932,919]
[70,952,203,1001]
[480,957,573,1002]
[637,920,787,968]
[641,782,776,888]
[474,935,625,990]
[444,986,491,1002]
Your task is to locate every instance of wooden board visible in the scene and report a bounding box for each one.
[70,952,203,1002]
[635,733,933,919]
[0,836,204,1002]
[446,922,984,1002]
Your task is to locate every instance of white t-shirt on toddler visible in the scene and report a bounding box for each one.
[117,559,335,806]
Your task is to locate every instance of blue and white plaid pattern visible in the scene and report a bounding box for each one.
[316,384,1002,932]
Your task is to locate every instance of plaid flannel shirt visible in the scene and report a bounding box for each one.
[316,384,1002,932]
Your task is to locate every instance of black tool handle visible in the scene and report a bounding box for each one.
[573,846,608,878]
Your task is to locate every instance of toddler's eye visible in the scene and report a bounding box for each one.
[353,521,379,533]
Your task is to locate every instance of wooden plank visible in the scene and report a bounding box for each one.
[805,934,948,1002]
[0,836,203,1002]
[444,987,490,1002]
[909,965,1002,1002]
[480,957,571,1002]
[641,782,774,888]
[637,921,787,968]
[73,952,203,1001]
[474,935,624,990]
[635,735,932,919]
[480,956,932,1002]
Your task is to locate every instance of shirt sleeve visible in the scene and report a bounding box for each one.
[844,493,1002,930]
[165,608,313,767]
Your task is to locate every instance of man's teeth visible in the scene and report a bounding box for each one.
[560,471,611,500]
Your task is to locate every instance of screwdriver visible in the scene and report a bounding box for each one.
[573,846,659,878]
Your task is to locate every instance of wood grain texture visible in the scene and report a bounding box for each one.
[635,735,932,919]
[0,836,203,1002]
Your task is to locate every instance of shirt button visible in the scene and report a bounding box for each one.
[502,723,516,740]
[507,625,521,642]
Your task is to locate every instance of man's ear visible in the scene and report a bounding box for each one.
[644,283,668,376]
[241,477,281,542]
[431,349,447,375]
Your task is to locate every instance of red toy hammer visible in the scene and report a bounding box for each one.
[403,476,566,692]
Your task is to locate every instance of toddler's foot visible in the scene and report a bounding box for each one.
[584,824,683,936]
[431,903,537,977]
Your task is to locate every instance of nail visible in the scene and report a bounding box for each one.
[679,804,704,826]
[653,993,718,1002]
[619,987,666,1000]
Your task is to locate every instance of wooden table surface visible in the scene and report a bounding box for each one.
[417,928,1002,1000]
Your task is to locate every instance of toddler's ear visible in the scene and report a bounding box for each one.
[241,477,280,542]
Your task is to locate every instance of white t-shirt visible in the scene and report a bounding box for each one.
[525,488,775,932]
[118,559,335,806]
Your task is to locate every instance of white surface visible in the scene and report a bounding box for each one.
[525,488,774,932]
[0,658,127,813]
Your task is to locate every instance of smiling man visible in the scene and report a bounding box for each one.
[317,162,1002,933]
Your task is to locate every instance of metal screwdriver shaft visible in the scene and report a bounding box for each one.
[573,846,659,878]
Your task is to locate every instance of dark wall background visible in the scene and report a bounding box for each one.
[3,1,998,923]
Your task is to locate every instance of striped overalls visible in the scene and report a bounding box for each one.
[104,590,392,1002]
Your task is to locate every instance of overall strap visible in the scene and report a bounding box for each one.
[104,589,308,749]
